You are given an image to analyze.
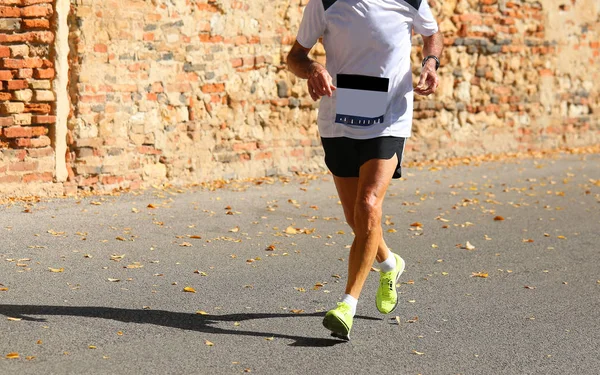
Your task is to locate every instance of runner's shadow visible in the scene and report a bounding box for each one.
[0,305,379,347]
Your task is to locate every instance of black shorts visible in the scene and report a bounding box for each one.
[321,136,406,179]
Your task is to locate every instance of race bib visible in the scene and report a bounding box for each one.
[335,74,389,127]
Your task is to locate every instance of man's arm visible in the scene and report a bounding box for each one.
[286,41,336,101]
[414,31,444,96]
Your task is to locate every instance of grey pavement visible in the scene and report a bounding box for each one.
[0,153,599,375]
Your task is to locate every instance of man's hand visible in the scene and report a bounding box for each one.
[414,59,439,96]
[415,31,443,96]
[307,63,336,101]
[287,41,336,101]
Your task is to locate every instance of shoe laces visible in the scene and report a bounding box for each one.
[336,302,352,315]
[380,273,395,295]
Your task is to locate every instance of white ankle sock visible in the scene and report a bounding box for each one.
[341,294,357,316]
[378,251,397,272]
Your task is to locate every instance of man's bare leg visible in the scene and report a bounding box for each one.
[342,155,398,299]
[333,176,391,264]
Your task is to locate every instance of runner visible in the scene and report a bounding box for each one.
[286,0,443,340]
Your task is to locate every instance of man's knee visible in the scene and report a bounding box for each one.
[353,195,382,232]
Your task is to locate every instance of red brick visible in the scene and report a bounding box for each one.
[0,45,9,58]
[0,92,11,101]
[165,83,191,92]
[22,18,50,29]
[94,43,108,53]
[24,103,52,113]
[201,83,225,93]
[0,6,20,17]
[137,145,161,155]
[0,31,54,43]
[33,68,54,79]
[31,114,55,124]
[101,176,124,185]
[0,116,13,126]
[231,58,243,68]
[1,59,24,69]
[22,57,43,68]
[196,3,220,12]
[21,0,54,5]
[41,58,52,68]
[0,69,13,80]
[79,94,106,103]
[26,146,53,158]
[9,161,38,172]
[7,80,28,90]
[22,172,53,183]
[3,125,47,138]
[21,4,53,18]
[0,175,21,184]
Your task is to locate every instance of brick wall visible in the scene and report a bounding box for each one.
[407,0,600,159]
[0,0,58,196]
[66,0,322,192]
[0,0,598,197]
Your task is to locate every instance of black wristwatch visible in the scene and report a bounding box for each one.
[421,55,440,70]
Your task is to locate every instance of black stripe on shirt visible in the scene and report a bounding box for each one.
[322,0,337,11]
[336,74,389,92]
[403,0,422,11]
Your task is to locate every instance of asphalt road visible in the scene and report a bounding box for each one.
[0,153,599,375]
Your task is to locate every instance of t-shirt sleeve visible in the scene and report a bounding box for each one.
[296,0,326,49]
[413,0,439,36]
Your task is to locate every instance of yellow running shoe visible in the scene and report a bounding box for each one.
[323,302,353,341]
[376,253,405,314]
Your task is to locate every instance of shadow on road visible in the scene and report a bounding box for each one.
[0,305,380,347]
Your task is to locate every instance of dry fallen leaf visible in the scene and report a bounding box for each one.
[464,241,476,251]
[285,226,298,235]
[410,222,423,227]
[88,345,97,349]
[290,309,304,314]
[147,203,157,209]
[6,352,19,359]
[180,242,193,247]
[412,350,425,355]
[471,272,489,278]
[183,286,196,293]
[7,317,21,321]
[107,278,120,282]
[48,267,64,273]
[196,310,209,315]
[204,340,214,346]
[494,216,505,221]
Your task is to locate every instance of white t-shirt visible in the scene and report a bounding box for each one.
[296,0,438,139]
